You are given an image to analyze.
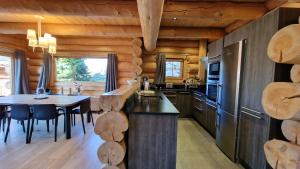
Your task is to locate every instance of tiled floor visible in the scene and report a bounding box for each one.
[177,118,242,169]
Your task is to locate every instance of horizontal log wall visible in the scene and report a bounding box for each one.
[26,37,142,95]
[141,39,202,84]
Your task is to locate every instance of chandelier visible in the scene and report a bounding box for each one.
[27,16,56,55]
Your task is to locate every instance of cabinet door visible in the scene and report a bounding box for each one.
[206,103,217,137]
[192,94,206,127]
[176,93,191,117]
[238,108,267,169]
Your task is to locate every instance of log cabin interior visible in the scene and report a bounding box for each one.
[0,0,300,169]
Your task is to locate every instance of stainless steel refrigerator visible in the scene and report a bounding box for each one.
[216,40,246,162]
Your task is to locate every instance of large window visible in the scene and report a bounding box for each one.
[56,58,107,82]
[166,59,183,78]
[0,56,12,96]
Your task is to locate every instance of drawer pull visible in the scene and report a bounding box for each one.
[241,107,261,115]
[193,106,203,112]
[241,110,263,120]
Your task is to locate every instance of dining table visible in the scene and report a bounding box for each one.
[0,94,91,139]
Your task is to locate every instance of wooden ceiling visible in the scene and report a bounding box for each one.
[0,0,296,51]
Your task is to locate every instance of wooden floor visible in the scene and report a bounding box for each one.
[177,119,242,169]
[0,116,241,169]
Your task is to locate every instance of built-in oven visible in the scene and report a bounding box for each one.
[206,81,218,102]
[207,56,220,81]
[206,55,221,102]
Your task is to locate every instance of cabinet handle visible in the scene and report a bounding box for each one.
[241,107,261,115]
[194,106,203,112]
[193,97,204,102]
[241,110,263,120]
[206,102,217,109]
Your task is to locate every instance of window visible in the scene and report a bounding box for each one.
[0,56,12,96]
[166,59,183,78]
[56,58,107,82]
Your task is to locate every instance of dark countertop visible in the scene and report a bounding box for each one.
[129,91,179,115]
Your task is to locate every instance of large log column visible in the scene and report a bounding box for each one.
[137,0,165,51]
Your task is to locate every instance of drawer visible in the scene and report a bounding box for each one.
[193,96,205,111]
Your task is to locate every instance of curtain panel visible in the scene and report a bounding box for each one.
[37,53,52,91]
[154,53,166,85]
[14,50,30,94]
[105,53,118,92]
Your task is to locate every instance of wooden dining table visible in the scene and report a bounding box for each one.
[0,94,91,139]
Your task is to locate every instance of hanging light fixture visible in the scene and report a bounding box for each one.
[27,16,57,55]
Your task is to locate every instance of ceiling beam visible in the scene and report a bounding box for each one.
[137,0,165,51]
[265,0,300,10]
[159,27,224,40]
[163,2,267,20]
[0,0,138,18]
[225,20,251,33]
[0,22,224,40]
[0,23,142,38]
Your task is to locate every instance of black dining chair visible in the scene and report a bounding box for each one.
[29,104,64,142]
[70,100,94,134]
[4,104,32,144]
[0,106,5,132]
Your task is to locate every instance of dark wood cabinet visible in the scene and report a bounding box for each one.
[222,8,300,169]
[206,101,217,138]
[192,92,207,127]
[176,92,192,118]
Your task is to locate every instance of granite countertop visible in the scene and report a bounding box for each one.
[129,91,179,115]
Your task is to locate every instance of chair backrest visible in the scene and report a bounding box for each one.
[31,104,57,120]
[10,104,31,120]
[80,99,91,114]
[0,106,5,119]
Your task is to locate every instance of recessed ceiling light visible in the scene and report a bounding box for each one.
[173,17,177,20]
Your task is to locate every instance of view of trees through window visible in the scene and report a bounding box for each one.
[56,58,107,82]
[166,60,183,78]
[0,56,11,96]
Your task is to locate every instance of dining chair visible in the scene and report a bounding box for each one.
[4,104,32,144]
[0,106,4,132]
[70,99,94,134]
[29,104,64,142]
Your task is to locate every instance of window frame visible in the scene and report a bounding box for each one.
[165,58,184,79]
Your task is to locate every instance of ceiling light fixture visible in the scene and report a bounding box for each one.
[27,16,56,56]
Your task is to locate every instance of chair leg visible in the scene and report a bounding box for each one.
[29,119,34,143]
[80,113,86,134]
[26,119,31,144]
[36,120,38,125]
[52,119,54,125]
[63,115,65,133]
[73,114,76,126]
[2,118,5,132]
[70,114,73,127]
[46,120,49,132]
[90,112,94,126]
[54,117,58,142]
[21,121,25,133]
[0,119,2,132]
[4,117,11,143]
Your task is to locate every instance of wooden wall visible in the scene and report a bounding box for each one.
[26,37,142,95]
[141,39,205,84]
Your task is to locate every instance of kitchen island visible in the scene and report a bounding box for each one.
[126,91,179,169]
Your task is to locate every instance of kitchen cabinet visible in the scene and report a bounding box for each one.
[192,92,207,127]
[206,101,217,138]
[176,92,192,118]
[162,91,177,106]
[222,8,300,169]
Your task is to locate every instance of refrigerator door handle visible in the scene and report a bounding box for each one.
[217,83,223,107]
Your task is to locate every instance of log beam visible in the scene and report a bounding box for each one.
[225,20,251,33]
[265,0,300,10]
[0,22,142,38]
[0,0,138,18]
[137,0,165,51]
[159,27,224,40]
[163,2,266,20]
